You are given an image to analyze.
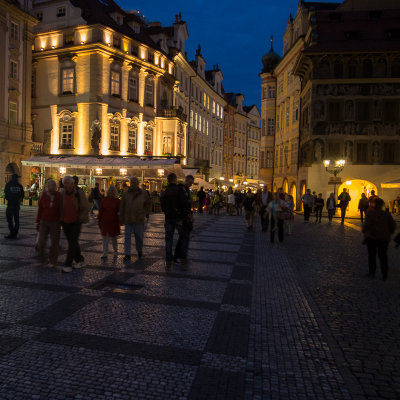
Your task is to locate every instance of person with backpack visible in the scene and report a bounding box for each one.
[60,175,89,272]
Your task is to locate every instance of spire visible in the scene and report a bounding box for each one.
[196,44,202,56]
[270,35,274,52]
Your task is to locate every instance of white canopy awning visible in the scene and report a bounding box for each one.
[21,155,178,169]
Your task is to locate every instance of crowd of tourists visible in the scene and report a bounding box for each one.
[2,173,399,280]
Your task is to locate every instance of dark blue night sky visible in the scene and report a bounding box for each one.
[120,0,341,108]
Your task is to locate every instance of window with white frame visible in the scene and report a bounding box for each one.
[145,126,153,153]
[10,60,18,79]
[206,120,209,135]
[212,101,216,114]
[111,71,121,96]
[207,96,210,110]
[128,123,137,152]
[145,77,154,106]
[268,86,276,98]
[190,110,193,127]
[9,101,17,125]
[61,68,74,93]
[199,115,202,132]
[61,123,73,148]
[203,92,206,107]
[110,122,120,150]
[267,118,274,136]
[162,136,172,154]
[10,22,19,40]
[195,113,198,130]
[128,76,138,101]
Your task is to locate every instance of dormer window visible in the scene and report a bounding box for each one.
[57,7,66,17]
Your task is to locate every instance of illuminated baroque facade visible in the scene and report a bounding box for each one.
[295,0,400,211]
[243,105,261,182]
[0,0,37,187]
[31,0,187,164]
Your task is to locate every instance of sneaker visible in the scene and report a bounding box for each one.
[73,261,85,269]
[123,255,131,261]
[62,266,73,273]
[165,261,172,271]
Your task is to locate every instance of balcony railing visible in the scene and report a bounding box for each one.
[31,142,43,154]
[158,107,187,121]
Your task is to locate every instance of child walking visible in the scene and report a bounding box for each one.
[98,185,120,259]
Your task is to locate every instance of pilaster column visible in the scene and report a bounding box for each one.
[121,62,132,102]
[137,112,144,155]
[120,108,128,155]
[50,105,59,154]
[138,69,148,108]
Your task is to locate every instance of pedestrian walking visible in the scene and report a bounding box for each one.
[174,175,194,264]
[197,187,206,214]
[362,198,396,280]
[227,190,235,216]
[235,190,244,216]
[260,186,272,232]
[338,188,351,224]
[89,183,101,215]
[326,193,336,222]
[301,189,314,222]
[284,194,295,235]
[267,192,288,243]
[98,185,120,259]
[36,179,62,267]
[120,177,150,261]
[368,190,379,210]
[212,190,221,215]
[60,175,90,272]
[4,173,24,239]
[358,193,369,223]
[204,194,211,214]
[161,173,192,271]
[314,193,324,223]
[243,190,255,230]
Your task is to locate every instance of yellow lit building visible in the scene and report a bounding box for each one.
[30,0,187,177]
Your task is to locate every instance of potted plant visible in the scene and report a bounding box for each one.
[31,194,40,206]
[144,149,153,156]
[0,188,5,205]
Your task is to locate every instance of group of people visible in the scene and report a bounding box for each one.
[300,188,352,224]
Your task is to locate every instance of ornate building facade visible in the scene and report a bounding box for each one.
[31,0,187,170]
[244,105,261,182]
[0,0,37,187]
[295,0,400,211]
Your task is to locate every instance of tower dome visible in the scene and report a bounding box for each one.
[261,36,281,73]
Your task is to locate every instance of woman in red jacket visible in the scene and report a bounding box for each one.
[36,179,62,267]
[98,185,120,258]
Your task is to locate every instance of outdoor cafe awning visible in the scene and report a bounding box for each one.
[21,155,179,169]
[381,179,400,189]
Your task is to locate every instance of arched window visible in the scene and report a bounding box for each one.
[128,122,137,153]
[377,59,387,77]
[391,57,400,78]
[333,59,343,78]
[362,59,373,78]
[144,124,153,155]
[109,117,120,151]
[347,59,358,78]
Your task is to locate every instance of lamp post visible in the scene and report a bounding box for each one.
[323,159,345,198]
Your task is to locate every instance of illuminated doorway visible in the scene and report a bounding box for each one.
[282,178,289,194]
[290,184,297,210]
[338,179,378,214]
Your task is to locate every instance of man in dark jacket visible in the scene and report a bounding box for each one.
[161,173,192,271]
[197,186,206,214]
[4,173,24,238]
[338,188,351,224]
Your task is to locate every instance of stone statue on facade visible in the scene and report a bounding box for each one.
[314,140,324,161]
[345,141,353,162]
[90,120,102,154]
[372,142,380,164]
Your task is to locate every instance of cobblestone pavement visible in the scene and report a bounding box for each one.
[0,205,399,399]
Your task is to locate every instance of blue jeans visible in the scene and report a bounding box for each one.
[124,223,144,255]
[90,199,99,214]
[165,219,189,262]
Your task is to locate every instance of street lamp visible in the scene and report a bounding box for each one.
[324,159,346,198]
